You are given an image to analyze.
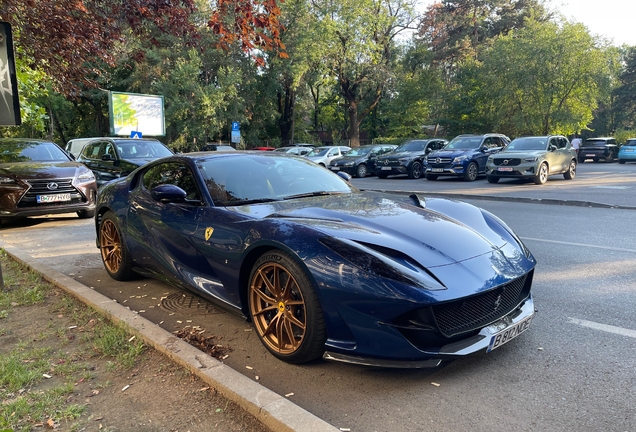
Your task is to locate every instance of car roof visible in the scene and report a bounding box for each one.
[0,138,54,144]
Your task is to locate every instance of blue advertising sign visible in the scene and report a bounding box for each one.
[130,131,143,139]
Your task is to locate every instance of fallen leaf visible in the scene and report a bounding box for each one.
[94,416,103,421]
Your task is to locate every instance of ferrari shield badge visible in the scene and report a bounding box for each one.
[204,227,214,241]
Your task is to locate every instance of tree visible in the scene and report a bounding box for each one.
[613,47,636,131]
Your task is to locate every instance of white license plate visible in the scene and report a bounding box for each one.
[487,314,533,352]
[381,166,392,170]
[498,167,513,172]
[37,193,71,203]
[586,154,595,157]
[330,167,340,171]
[431,168,444,172]
[625,149,634,152]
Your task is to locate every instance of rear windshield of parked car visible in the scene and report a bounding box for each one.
[582,139,612,147]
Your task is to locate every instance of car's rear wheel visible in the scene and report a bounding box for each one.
[249,251,326,364]
[356,164,368,178]
[463,162,478,181]
[425,174,438,181]
[99,211,135,281]
[377,172,389,179]
[534,162,549,185]
[605,151,614,163]
[487,175,500,183]
[408,162,423,179]
[563,159,576,180]
[77,209,95,219]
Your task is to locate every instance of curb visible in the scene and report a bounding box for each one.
[367,189,636,210]
[0,240,338,432]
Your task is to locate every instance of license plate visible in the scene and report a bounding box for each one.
[586,154,595,157]
[498,167,513,172]
[487,314,533,352]
[330,167,340,171]
[381,166,392,170]
[625,149,634,152]
[431,168,444,172]
[37,193,71,203]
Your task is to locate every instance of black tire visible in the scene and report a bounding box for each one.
[605,151,614,163]
[408,161,423,179]
[99,211,135,281]
[534,162,549,185]
[463,162,478,181]
[77,209,95,219]
[356,164,368,178]
[563,159,576,180]
[249,250,326,364]
[487,175,500,183]
[377,172,389,179]
[425,174,438,181]
[619,159,626,164]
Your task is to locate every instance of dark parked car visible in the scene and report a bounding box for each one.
[96,151,536,367]
[0,138,97,224]
[578,137,618,163]
[77,137,173,187]
[426,134,509,181]
[329,144,396,177]
[485,135,577,185]
[202,144,236,151]
[374,139,447,179]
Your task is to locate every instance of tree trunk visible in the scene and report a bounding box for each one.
[278,84,295,146]
[347,101,360,148]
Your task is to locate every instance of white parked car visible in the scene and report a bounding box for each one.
[305,146,351,167]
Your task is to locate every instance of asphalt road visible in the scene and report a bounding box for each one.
[1,161,635,432]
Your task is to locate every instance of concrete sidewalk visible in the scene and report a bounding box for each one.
[0,240,338,432]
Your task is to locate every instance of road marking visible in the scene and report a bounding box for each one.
[589,185,631,189]
[520,237,636,253]
[568,317,636,339]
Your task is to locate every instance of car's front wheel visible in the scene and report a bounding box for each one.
[564,159,576,180]
[248,250,326,364]
[534,162,549,185]
[463,162,478,181]
[99,211,135,281]
[408,162,423,179]
[356,164,368,178]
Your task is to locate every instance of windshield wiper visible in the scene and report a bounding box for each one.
[224,197,282,206]
[283,191,340,200]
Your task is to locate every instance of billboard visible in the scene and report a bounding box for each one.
[109,91,165,136]
[0,22,21,126]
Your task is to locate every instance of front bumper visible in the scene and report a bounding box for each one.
[426,165,464,177]
[329,165,356,175]
[375,163,409,176]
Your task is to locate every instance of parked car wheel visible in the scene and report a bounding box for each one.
[356,164,368,178]
[487,175,500,183]
[425,174,438,181]
[408,162,423,179]
[463,162,478,181]
[563,159,576,180]
[534,163,549,185]
[99,212,135,281]
[249,250,326,364]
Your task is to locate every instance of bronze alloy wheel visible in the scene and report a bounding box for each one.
[249,262,307,355]
[100,218,122,274]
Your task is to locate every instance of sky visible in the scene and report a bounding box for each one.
[417,0,636,47]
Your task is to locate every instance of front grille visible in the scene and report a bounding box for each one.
[431,273,531,337]
[493,158,521,166]
[18,178,86,208]
[426,156,453,165]
[380,159,400,166]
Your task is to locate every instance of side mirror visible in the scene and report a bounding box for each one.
[425,148,432,154]
[337,171,352,182]
[151,184,187,203]
[548,145,557,152]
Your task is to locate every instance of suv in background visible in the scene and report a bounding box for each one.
[425,134,509,181]
[77,137,173,187]
[618,138,636,164]
[375,139,447,179]
[329,144,396,178]
[65,137,105,158]
[578,137,618,163]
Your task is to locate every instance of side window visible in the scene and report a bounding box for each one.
[558,138,567,149]
[83,142,101,159]
[548,137,559,149]
[103,143,116,158]
[143,162,202,202]
[482,137,494,149]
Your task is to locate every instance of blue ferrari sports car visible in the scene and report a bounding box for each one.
[95,151,536,367]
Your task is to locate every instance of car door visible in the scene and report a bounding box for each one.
[78,140,105,185]
[126,161,243,308]
[96,141,123,185]
[555,137,572,171]
[367,145,382,171]
[476,137,496,171]
[545,137,562,172]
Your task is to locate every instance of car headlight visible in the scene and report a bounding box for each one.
[76,168,95,184]
[398,158,410,163]
[523,157,538,162]
[0,176,17,185]
[344,161,355,167]
[452,155,469,163]
[320,237,446,291]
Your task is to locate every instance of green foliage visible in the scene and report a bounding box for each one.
[614,129,636,144]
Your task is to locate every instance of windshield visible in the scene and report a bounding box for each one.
[306,147,331,157]
[117,141,173,158]
[344,147,371,156]
[506,137,548,151]
[394,141,427,152]
[198,154,355,206]
[445,136,482,150]
[0,141,70,163]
